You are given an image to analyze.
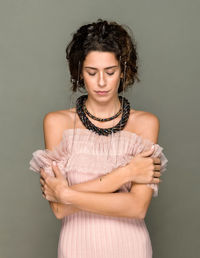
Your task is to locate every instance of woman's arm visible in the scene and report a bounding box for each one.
[70,165,129,193]
[43,112,130,219]
[43,112,161,219]
[41,163,149,220]
[58,187,151,219]
[50,112,161,219]
[49,165,130,219]
[49,202,80,219]
[43,112,80,218]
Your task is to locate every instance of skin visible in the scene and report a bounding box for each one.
[81,51,123,120]
[39,51,162,219]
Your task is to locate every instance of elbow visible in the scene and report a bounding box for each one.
[49,201,64,220]
[137,204,148,219]
[129,207,147,220]
[138,209,147,219]
[51,208,64,220]
[54,212,64,220]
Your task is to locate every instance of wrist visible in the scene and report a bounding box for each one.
[61,187,77,205]
[119,165,133,184]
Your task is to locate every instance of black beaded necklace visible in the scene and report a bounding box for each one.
[76,94,130,136]
[83,97,122,122]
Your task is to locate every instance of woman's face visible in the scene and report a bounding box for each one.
[81,51,122,100]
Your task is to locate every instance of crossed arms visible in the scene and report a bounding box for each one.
[42,112,159,220]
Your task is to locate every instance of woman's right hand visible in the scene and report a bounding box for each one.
[126,145,162,184]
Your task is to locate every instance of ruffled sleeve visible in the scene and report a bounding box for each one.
[29,131,70,178]
[135,137,168,197]
[145,143,168,197]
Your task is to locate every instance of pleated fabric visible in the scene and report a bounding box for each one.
[29,128,168,258]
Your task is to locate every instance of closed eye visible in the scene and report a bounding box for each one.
[88,72,115,76]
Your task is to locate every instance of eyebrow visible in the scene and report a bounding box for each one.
[84,65,118,70]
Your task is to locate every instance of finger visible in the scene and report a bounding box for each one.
[152,177,162,184]
[42,184,53,195]
[153,165,161,171]
[52,161,63,178]
[43,184,51,192]
[41,185,49,193]
[153,171,161,178]
[40,168,48,180]
[40,178,45,186]
[139,145,155,158]
[42,193,46,198]
[42,189,46,198]
[44,189,52,196]
[153,157,161,164]
[44,194,54,202]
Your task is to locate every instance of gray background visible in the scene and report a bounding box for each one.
[1,0,199,257]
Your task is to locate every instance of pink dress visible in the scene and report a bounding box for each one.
[29,128,168,258]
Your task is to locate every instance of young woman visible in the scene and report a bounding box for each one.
[29,19,168,258]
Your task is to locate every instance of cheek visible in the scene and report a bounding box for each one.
[83,77,95,91]
[83,73,94,85]
[108,76,120,86]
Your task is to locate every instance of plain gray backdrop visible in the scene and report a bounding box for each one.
[1,0,199,257]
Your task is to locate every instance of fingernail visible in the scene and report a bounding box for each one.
[52,161,57,166]
[151,145,155,150]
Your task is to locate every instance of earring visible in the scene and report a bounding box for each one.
[119,58,127,91]
[76,60,81,87]
[123,60,127,90]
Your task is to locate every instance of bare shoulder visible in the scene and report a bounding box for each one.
[129,109,160,143]
[43,108,75,150]
[43,108,75,130]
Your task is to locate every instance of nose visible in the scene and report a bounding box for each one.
[98,71,106,87]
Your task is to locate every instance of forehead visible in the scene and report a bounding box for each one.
[83,51,119,68]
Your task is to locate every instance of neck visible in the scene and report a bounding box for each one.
[85,95,121,118]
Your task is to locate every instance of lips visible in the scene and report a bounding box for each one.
[95,90,109,96]
[95,91,109,93]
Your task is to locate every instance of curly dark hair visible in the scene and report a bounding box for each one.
[66,19,140,93]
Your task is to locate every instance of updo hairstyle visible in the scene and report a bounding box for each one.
[66,19,140,93]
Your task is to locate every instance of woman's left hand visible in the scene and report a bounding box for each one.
[40,161,70,203]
